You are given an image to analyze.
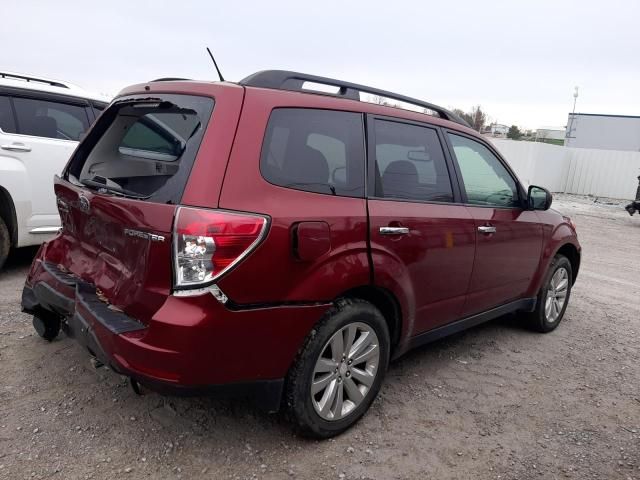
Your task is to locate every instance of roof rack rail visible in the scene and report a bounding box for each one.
[0,71,69,89]
[239,70,470,127]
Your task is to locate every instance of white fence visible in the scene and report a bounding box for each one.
[490,139,640,200]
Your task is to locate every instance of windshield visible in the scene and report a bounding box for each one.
[65,94,214,204]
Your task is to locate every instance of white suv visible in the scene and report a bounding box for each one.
[0,72,109,268]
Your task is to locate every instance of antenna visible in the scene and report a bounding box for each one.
[206,47,225,82]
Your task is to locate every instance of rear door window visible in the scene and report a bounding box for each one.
[65,94,214,204]
[12,97,90,141]
[260,108,365,197]
[373,120,453,202]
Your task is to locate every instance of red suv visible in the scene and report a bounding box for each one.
[22,71,580,438]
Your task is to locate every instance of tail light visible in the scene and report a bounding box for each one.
[173,207,269,291]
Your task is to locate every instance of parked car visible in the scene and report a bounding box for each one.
[21,71,581,438]
[0,72,108,268]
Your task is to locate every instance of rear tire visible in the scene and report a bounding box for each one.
[0,217,9,270]
[285,298,390,438]
[525,254,573,333]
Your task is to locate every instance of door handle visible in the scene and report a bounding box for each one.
[478,225,497,234]
[379,226,410,235]
[1,143,31,152]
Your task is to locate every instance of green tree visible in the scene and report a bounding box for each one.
[452,106,487,132]
[507,125,522,140]
[452,108,473,126]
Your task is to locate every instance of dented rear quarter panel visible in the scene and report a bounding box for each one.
[216,87,371,305]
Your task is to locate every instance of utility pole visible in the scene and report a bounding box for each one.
[566,86,579,146]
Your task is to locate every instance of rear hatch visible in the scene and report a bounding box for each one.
[52,91,223,323]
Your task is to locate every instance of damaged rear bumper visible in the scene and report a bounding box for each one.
[21,260,289,411]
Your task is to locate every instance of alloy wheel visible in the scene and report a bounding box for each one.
[311,322,380,421]
[545,267,569,323]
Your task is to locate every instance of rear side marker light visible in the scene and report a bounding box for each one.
[172,207,269,296]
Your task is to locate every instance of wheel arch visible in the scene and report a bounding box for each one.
[555,242,580,284]
[339,285,403,357]
[0,186,18,247]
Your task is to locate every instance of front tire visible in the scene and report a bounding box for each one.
[285,298,390,438]
[0,217,10,270]
[525,254,573,333]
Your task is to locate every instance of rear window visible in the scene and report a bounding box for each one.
[260,108,365,197]
[66,94,214,204]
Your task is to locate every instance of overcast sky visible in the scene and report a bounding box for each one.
[3,0,639,130]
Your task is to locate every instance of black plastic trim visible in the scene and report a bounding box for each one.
[42,261,77,287]
[75,283,146,334]
[240,70,470,128]
[224,298,331,312]
[150,77,191,82]
[32,282,75,315]
[21,284,39,313]
[66,310,283,412]
[408,297,536,350]
[0,72,69,89]
[0,85,92,106]
[131,376,284,412]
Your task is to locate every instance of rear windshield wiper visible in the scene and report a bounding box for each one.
[81,177,148,199]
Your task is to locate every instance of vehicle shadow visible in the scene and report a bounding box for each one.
[0,246,39,279]
[88,312,529,443]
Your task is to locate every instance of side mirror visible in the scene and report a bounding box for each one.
[528,185,552,211]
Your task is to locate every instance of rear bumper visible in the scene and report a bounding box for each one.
[22,259,330,411]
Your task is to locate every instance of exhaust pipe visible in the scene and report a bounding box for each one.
[130,378,143,395]
[89,357,104,369]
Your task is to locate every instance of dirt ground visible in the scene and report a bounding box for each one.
[1,194,639,480]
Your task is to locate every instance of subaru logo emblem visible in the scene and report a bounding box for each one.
[78,195,90,213]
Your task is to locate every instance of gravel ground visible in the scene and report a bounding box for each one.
[1,194,639,480]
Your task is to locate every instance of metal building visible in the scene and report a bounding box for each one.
[565,113,640,151]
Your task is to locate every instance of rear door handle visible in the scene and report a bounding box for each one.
[379,226,410,235]
[478,225,497,234]
[1,143,31,152]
